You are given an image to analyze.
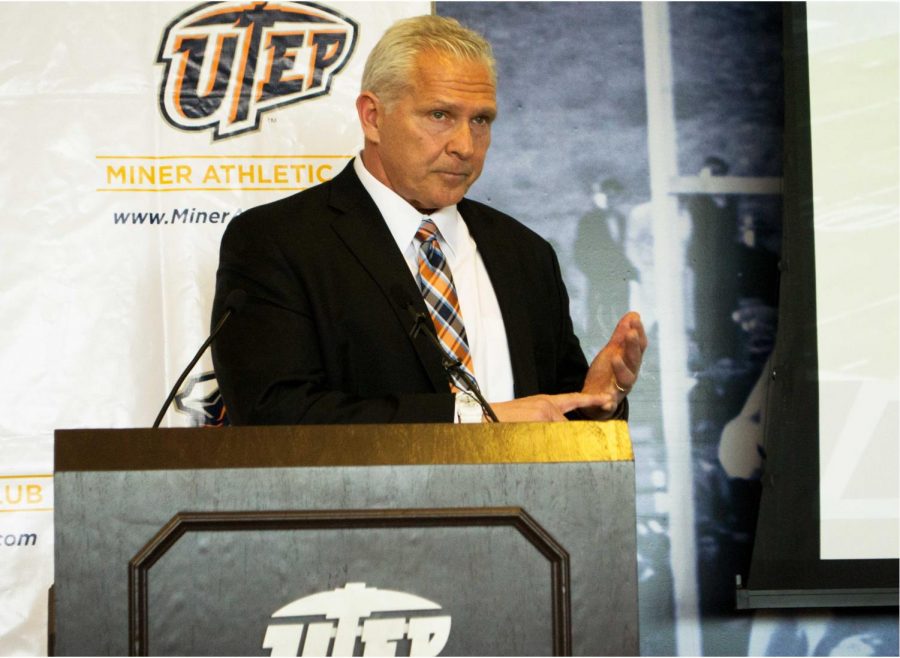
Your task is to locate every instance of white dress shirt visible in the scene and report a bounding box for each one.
[353,157,515,410]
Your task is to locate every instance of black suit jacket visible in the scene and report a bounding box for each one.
[211,161,590,424]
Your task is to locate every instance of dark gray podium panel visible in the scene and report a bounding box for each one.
[54,422,637,656]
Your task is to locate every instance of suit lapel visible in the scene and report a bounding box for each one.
[326,163,449,393]
[459,200,540,397]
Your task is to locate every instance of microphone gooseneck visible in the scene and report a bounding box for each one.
[152,289,247,429]
[398,294,499,423]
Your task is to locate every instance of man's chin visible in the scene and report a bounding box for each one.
[431,183,472,208]
[403,177,475,211]
[410,193,466,212]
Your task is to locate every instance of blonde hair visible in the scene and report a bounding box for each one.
[361,15,496,104]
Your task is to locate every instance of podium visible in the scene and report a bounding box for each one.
[53,422,638,656]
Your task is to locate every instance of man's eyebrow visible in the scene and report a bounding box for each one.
[425,98,497,117]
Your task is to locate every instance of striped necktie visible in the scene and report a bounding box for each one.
[415,217,474,390]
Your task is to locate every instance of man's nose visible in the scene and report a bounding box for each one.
[447,122,475,159]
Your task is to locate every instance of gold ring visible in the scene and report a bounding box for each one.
[614,381,628,394]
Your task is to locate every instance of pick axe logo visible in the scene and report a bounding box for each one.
[157,1,358,140]
[262,583,452,657]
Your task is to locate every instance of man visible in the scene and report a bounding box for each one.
[211,15,647,425]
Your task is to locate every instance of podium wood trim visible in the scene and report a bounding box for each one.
[128,507,572,656]
[56,421,631,472]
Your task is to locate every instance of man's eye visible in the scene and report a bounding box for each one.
[431,111,447,120]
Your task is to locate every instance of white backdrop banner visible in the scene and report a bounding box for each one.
[0,2,429,653]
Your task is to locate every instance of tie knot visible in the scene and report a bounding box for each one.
[415,217,439,244]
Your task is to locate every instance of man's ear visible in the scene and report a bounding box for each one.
[356,91,382,144]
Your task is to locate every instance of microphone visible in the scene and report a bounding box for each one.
[393,287,499,423]
[152,289,247,428]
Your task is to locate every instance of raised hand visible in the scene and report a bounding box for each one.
[580,311,648,419]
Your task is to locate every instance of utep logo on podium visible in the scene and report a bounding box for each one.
[263,583,452,657]
[157,1,358,140]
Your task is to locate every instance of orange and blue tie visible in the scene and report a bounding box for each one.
[415,217,474,390]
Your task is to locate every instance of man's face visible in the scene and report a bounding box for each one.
[360,52,497,211]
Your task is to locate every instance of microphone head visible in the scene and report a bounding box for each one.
[391,285,429,338]
[225,288,248,314]
[390,284,413,310]
[391,285,422,317]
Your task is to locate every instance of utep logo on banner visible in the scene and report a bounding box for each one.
[157,1,358,140]
[262,583,452,657]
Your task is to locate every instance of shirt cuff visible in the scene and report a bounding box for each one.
[454,391,484,423]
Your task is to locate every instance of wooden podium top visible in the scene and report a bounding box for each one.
[55,420,631,472]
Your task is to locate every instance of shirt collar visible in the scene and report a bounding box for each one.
[353,155,460,257]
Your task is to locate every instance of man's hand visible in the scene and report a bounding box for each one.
[489,312,647,423]
[580,311,648,419]
[492,392,610,422]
